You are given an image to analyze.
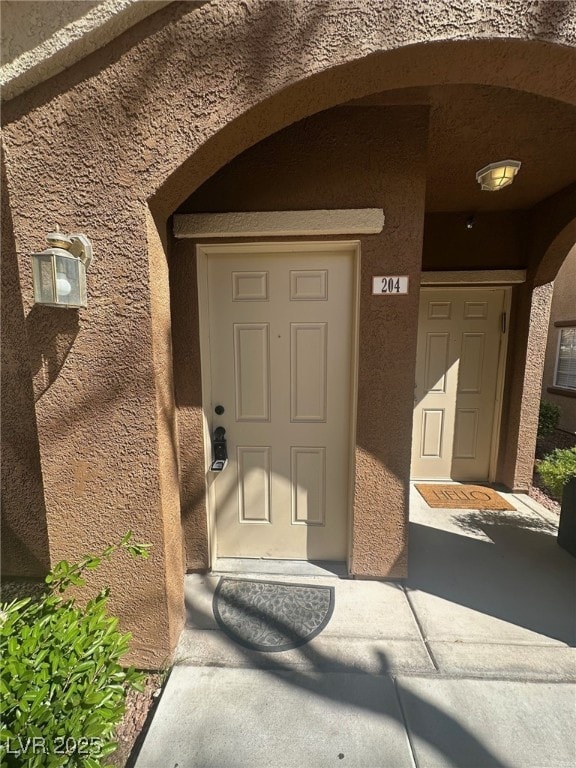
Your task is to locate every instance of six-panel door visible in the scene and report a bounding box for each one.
[205,247,356,560]
[411,288,505,481]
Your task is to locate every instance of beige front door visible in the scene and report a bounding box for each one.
[201,243,357,560]
[411,287,506,481]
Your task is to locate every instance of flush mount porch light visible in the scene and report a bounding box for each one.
[31,228,93,308]
[476,160,521,192]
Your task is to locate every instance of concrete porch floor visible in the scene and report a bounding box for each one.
[134,487,576,767]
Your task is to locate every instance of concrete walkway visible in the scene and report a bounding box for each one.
[134,488,576,767]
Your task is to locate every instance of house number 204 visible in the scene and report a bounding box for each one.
[372,276,409,295]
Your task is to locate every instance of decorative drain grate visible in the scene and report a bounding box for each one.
[213,577,335,652]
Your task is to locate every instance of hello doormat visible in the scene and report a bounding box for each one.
[415,484,516,510]
[213,578,335,652]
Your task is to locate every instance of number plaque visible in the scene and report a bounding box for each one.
[372,276,409,295]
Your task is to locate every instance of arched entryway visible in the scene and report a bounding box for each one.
[166,81,576,576]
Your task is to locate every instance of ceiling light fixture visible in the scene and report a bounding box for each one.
[476,160,521,192]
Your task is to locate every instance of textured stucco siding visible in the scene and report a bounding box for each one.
[423,213,529,270]
[1,150,51,577]
[0,0,172,100]
[2,0,575,664]
[497,282,554,491]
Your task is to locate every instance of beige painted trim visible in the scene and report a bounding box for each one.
[174,210,384,238]
[196,240,361,571]
[489,287,512,483]
[421,270,526,285]
[346,246,361,576]
[196,250,216,569]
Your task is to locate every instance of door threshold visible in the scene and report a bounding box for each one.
[212,558,348,578]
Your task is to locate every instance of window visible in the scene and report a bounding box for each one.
[555,327,576,389]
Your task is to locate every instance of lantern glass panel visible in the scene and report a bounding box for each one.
[55,253,85,307]
[32,253,56,304]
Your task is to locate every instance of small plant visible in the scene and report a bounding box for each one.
[537,400,560,440]
[537,447,576,500]
[0,532,151,768]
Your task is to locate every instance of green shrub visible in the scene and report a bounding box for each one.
[538,400,560,440]
[0,532,151,768]
[537,447,576,500]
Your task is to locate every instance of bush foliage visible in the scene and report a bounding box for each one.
[537,447,576,500]
[0,532,151,768]
[537,400,560,440]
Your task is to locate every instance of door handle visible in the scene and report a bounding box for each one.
[210,426,228,472]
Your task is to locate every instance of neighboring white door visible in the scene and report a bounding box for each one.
[200,243,357,560]
[411,287,506,481]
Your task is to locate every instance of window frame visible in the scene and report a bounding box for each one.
[553,325,576,392]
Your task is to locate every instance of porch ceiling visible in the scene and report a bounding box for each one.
[348,85,576,213]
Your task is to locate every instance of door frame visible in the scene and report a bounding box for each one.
[413,284,512,483]
[196,240,361,570]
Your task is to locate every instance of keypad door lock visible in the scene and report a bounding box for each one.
[210,426,228,472]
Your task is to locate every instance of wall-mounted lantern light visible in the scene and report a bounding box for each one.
[31,228,93,308]
[476,160,521,192]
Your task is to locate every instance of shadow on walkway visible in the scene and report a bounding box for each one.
[408,515,576,644]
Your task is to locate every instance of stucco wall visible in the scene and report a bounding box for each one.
[423,213,529,270]
[2,0,575,664]
[541,246,576,433]
[1,149,51,577]
[0,0,172,100]
[170,241,207,571]
[174,106,429,577]
[496,281,554,490]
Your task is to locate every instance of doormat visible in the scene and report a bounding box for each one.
[213,577,335,652]
[415,484,516,510]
